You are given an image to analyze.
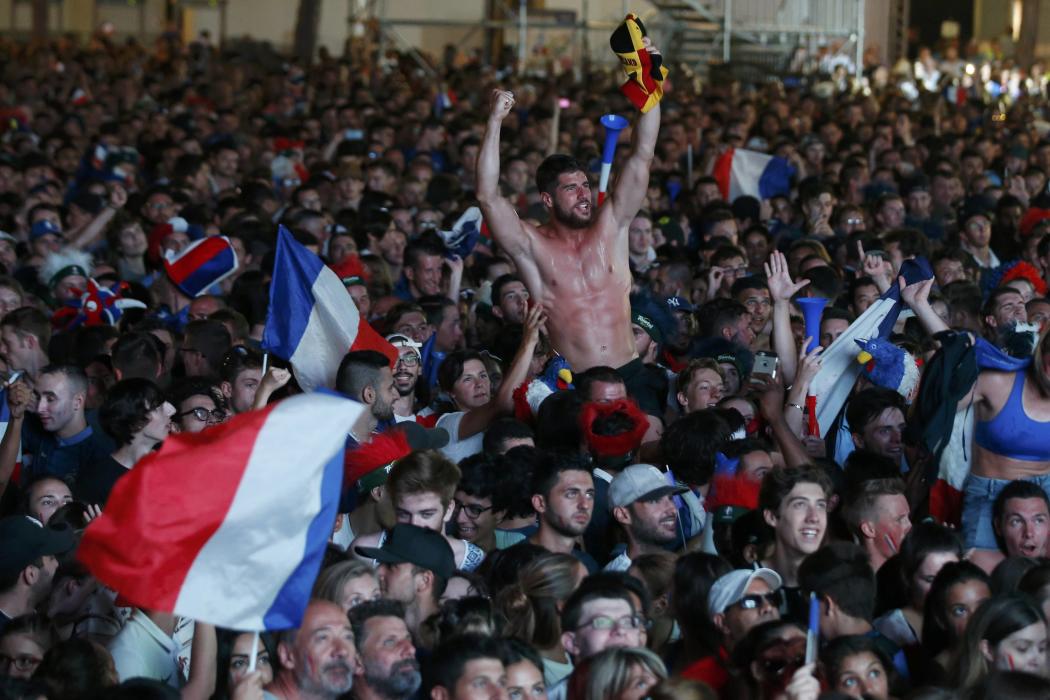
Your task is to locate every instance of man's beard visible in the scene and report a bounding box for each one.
[364,658,422,699]
[551,201,592,229]
[302,659,354,695]
[548,510,589,537]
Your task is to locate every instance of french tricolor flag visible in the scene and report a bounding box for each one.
[712,147,795,202]
[78,392,364,629]
[263,226,396,391]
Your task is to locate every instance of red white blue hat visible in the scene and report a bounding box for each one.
[162,236,238,298]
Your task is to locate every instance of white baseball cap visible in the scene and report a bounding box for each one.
[707,568,783,617]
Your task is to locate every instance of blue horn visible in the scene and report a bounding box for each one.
[598,114,629,204]
[796,297,828,353]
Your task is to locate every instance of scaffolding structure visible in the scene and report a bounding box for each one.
[369,0,875,80]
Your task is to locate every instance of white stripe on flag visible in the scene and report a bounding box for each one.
[173,393,363,629]
[290,268,360,392]
[808,297,898,436]
[729,150,772,201]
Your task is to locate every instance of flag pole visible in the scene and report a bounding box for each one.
[261,352,269,375]
[248,630,260,671]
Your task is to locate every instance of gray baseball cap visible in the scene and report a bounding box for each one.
[608,464,688,511]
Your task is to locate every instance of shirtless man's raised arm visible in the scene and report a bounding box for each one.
[476,89,532,264]
[606,41,662,230]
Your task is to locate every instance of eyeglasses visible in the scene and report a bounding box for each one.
[395,353,420,367]
[576,615,648,632]
[733,590,783,611]
[454,498,494,520]
[0,654,41,672]
[176,406,227,423]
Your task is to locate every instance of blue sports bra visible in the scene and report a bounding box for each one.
[974,370,1050,462]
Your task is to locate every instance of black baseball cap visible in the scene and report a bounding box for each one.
[393,421,449,451]
[354,523,455,580]
[0,517,76,578]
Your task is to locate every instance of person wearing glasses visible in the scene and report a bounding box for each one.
[385,333,423,422]
[168,377,227,435]
[546,576,648,700]
[684,568,782,694]
[178,319,232,378]
[451,453,524,554]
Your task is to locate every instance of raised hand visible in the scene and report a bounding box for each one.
[6,380,31,420]
[489,89,515,122]
[764,250,809,302]
[899,275,934,310]
[522,303,547,345]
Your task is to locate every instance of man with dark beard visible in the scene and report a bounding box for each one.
[526,450,600,573]
[348,600,421,700]
[385,334,422,421]
[477,41,662,375]
[264,599,358,700]
[336,350,400,437]
[604,463,688,571]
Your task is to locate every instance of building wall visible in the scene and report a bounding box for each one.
[0,0,893,66]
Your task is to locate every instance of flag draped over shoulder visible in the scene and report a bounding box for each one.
[78,392,364,630]
[262,225,396,391]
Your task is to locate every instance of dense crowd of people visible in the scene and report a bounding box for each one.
[1,17,1050,700]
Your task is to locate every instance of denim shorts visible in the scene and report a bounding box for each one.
[961,472,1050,550]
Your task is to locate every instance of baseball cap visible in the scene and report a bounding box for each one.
[393,420,449,451]
[385,333,422,352]
[707,568,783,617]
[354,523,456,580]
[630,311,663,346]
[665,296,695,313]
[0,517,76,579]
[30,220,62,241]
[608,464,688,510]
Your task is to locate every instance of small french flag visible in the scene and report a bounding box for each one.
[78,392,364,630]
[712,147,795,202]
[263,226,396,391]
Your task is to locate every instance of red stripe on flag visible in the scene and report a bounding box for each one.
[712,147,734,201]
[350,317,398,367]
[78,403,280,612]
[929,479,963,528]
[167,238,228,285]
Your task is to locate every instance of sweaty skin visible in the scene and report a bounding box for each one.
[477,69,660,372]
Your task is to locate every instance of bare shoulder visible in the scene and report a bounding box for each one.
[976,369,1018,403]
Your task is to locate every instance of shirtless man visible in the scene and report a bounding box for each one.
[477,50,660,374]
[902,277,1050,568]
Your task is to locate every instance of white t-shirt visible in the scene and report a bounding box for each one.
[436,411,484,463]
[108,610,184,688]
[603,551,632,572]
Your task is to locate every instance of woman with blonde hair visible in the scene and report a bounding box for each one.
[567,646,667,700]
[312,559,381,613]
[495,551,586,687]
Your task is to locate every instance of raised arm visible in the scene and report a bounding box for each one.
[477,89,530,259]
[608,42,661,226]
[764,251,809,385]
[455,305,544,439]
[899,276,949,336]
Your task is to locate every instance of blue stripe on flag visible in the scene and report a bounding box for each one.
[757,156,794,199]
[262,226,325,361]
[179,248,237,298]
[262,442,344,629]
